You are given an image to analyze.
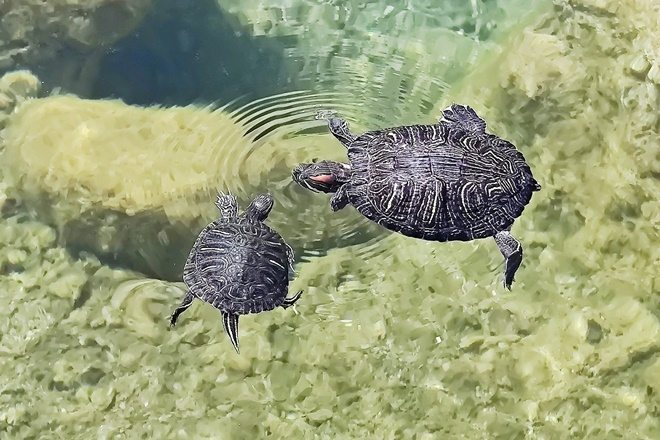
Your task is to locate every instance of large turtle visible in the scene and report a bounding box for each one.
[169,192,302,353]
[292,105,541,288]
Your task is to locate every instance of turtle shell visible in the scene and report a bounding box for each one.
[346,115,538,241]
[182,216,290,315]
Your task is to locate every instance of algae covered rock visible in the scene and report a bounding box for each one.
[0,215,187,437]
[0,93,383,279]
[0,217,95,356]
[1,95,251,279]
[0,70,40,129]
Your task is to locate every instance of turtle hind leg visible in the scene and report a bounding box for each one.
[222,312,240,353]
[169,292,195,327]
[494,231,523,290]
[281,290,303,309]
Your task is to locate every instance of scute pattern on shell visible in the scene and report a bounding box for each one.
[346,113,538,241]
[183,218,290,315]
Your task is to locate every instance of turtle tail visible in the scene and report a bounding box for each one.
[222,312,240,353]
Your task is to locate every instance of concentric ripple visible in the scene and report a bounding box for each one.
[153,0,548,269]
[196,30,473,263]
[212,90,395,263]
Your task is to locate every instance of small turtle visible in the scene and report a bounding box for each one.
[292,105,540,288]
[169,193,302,353]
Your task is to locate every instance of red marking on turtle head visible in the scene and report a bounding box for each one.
[310,174,335,184]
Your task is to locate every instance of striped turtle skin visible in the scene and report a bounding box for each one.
[169,193,302,353]
[292,104,540,289]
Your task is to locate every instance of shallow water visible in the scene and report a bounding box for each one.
[0,0,658,438]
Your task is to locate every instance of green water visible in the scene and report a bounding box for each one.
[0,0,658,438]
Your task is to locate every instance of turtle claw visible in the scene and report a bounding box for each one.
[494,231,523,290]
[169,292,194,327]
[315,109,337,121]
[281,290,303,309]
[503,249,522,290]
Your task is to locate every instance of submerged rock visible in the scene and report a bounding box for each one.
[0,93,382,279]
[1,95,250,279]
[0,70,40,129]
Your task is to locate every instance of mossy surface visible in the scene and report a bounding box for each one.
[0,94,366,278]
[1,95,249,279]
[0,0,659,438]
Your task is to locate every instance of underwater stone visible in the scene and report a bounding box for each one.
[0,70,40,129]
[1,95,251,279]
[0,92,385,278]
[586,319,603,344]
[0,217,101,356]
[0,70,40,100]
[0,93,352,279]
[648,63,660,84]
[629,54,651,76]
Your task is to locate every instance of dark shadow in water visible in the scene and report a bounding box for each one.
[89,0,300,106]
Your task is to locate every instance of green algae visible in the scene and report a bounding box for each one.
[0,94,347,279]
[0,0,659,438]
[0,91,386,278]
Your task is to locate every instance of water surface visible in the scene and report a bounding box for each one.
[0,0,658,438]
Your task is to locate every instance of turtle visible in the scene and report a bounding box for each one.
[291,104,541,288]
[169,192,302,353]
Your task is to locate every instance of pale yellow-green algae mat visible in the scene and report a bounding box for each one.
[0,91,354,279]
[1,0,659,439]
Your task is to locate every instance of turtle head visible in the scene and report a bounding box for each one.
[246,193,274,221]
[292,160,350,193]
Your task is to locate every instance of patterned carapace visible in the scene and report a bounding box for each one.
[292,104,540,289]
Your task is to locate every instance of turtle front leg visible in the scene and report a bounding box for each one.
[494,231,523,290]
[330,185,350,211]
[316,111,355,147]
[169,291,195,327]
[215,192,238,220]
[281,290,303,309]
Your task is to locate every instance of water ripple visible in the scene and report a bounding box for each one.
[217,90,391,261]
[209,43,457,263]
[183,7,488,264]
